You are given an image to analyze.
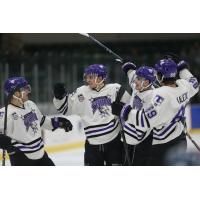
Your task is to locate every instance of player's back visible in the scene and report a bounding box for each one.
[151,83,189,143]
[151,82,189,124]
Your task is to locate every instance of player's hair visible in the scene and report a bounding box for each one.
[156,72,177,85]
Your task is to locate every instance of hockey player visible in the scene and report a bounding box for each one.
[120,58,199,165]
[0,77,73,166]
[118,63,156,165]
[53,64,131,166]
[150,59,199,165]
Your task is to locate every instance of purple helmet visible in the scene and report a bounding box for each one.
[84,64,107,79]
[4,77,29,97]
[155,59,177,78]
[135,66,156,83]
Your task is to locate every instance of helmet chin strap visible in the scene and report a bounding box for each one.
[139,80,152,92]
[94,76,105,91]
[156,74,164,85]
[13,91,25,105]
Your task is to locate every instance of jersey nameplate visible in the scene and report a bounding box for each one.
[177,92,188,104]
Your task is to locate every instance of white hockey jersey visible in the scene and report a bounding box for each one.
[0,100,54,159]
[53,83,131,145]
[123,69,199,145]
[125,89,154,145]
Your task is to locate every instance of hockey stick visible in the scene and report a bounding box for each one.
[115,87,131,166]
[2,97,9,166]
[120,128,131,166]
[183,119,200,152]
[79,33,124,63]
[185,132,200,152]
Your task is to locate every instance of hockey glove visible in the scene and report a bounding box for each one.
[52,117,73,132]
[177,60,190,72]
[53,83,68,100]
[111,101,125,116]
[0,134,13,150]
[120,104,132,122]
[122,62,137,74]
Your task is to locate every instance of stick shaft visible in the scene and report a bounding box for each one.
[185,132,200,152]
[89,35,123,62]
[80,33,123,63]
[120,129,131,165]
[2,99,8,166]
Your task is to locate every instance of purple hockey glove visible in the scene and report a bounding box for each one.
[177,60,190,72]
[52,117,73,132]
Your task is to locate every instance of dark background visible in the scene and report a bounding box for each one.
[0,33,199,105]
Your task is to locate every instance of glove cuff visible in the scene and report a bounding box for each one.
[122,62,136,74]
[55,92,68,100]
[51,117,59,129]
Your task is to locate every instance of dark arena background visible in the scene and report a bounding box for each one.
[0,33,200,165]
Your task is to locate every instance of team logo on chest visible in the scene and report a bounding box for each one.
[90,95,111,117]
[21,110,38,134]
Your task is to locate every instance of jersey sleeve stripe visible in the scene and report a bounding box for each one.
[153,127,176,140]
[57,96,68,111]
[124,122,146,135]
[40,116,46,126]
[141,112,145,127]
[153,121,178,140]
[63,107,68,115]
[136,110,139,126]
[123,122,146,140]
[143,110,150,128]
[124,130,146,141]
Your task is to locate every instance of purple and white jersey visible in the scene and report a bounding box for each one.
[123,69,199,145]
[124,89,154,145]
[0,100,54,159]
[53,83,131,145]
[152,69,199,145]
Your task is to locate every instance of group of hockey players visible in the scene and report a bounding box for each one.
[0,52,199,166]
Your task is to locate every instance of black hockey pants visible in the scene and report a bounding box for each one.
[123,131,153,166]
[149,132,187,166]
[84,134,123,166]
[8,151,55,166]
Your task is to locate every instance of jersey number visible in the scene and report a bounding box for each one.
[146,95,164,119]
[172,105,185,123]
